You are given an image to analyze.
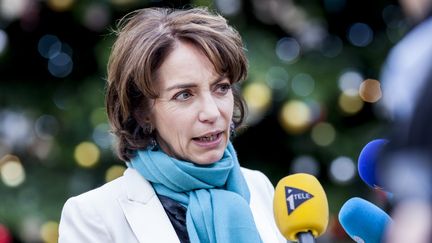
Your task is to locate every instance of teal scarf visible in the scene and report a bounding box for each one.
[130,142,262,243]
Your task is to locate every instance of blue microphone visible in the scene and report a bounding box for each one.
[339,197,392,243]
[358,139,389,189]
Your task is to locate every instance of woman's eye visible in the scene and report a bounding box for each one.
[216,83,231,95]
[174,91,193,101]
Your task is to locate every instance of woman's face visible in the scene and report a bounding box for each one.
[151,41,234,165]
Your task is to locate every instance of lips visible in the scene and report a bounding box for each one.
[193,131,223,142]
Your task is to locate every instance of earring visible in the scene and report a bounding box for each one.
[143,123,157,150]
[143,123,154,135]
[230,122,236,139]
[147,137,157,150]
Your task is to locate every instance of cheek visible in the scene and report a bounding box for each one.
[155,107,193,137]
[219,95,235,117]
[152,108,176,136]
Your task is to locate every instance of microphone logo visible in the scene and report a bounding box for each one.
[285,186,314,214]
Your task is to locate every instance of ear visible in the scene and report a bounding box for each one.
[132,97,156,128]
[133,108,151,127]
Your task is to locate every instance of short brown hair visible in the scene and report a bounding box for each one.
[106,7,248,161]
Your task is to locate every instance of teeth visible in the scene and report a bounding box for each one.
[198,134,217,142]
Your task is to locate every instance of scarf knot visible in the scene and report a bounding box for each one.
[130,142,262,243]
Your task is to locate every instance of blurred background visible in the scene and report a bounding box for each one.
[0,0,408,242]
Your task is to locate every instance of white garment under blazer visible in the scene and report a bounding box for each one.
[58,167,286,243]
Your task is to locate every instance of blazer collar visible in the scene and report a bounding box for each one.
[119,168,180,243]
[123,168,155,203]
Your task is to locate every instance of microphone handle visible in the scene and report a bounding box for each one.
[297,231,316,243]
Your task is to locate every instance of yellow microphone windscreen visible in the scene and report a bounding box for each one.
[273,173,329,241]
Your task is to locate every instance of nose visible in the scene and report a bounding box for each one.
[198,94,220,123]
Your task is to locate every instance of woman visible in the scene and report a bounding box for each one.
[59,7,285,243]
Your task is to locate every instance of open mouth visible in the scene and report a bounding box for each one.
[193,132,223,142]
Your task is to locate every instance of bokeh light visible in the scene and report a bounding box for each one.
[276,37,301,63]
[306,99,324,123]
[60,43,73,56]
[338,70,363,92]
[20,217,43,243]
[347,22,374,47]
[47,0,74,12]
[359,79,382,103]
[297,21,326,50]
[382,4,403,28]
[38,35,61,59]
[291,155,320,176]
[0,0,27,20]
[320,35,343,58]
[0,111,33,148]
[0,29,8,55]
[265,66,289,101]
[266,66,289,89]
[0,223,12,243]
[92,123,113,149]
[105,165,126,182]
[329,156,356,184]
[90,108,108,126]
[52,87,72,110]
[311,122,336,146]
[83,3,111,32]
[0,154,26,187]
[74,142,100,168]
[34,115,59,140]
[279,100,312,134]
[38,35,74,78]
[31,139,53,161]
[291,73,315,97]
[48,52,73,78]
[243,82,272,125]
[243,82,272,114]
[68,172,95,195]
[40,221,58,243]
[215,0,242,16]
[338,91,364,114]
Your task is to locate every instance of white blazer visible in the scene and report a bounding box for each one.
[58,167,286,243]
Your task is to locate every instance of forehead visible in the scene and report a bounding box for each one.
[156,41,220,88]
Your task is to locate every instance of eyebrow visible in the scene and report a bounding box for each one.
[165,75,227,92]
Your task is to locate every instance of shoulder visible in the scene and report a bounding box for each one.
[240,167,275,199]
[70,174,125,204]
[59,171,129,230]
[60,168,154,224]
[59,168,154,242]
[58,177,126,243]
[240,167,268,179]
[64,168,153,206]
[241,167,274,189]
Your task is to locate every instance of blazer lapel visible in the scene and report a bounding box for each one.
[119,168,180,243]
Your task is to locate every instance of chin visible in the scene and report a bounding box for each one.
[190,137,228,165]
[194,150,225,165]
